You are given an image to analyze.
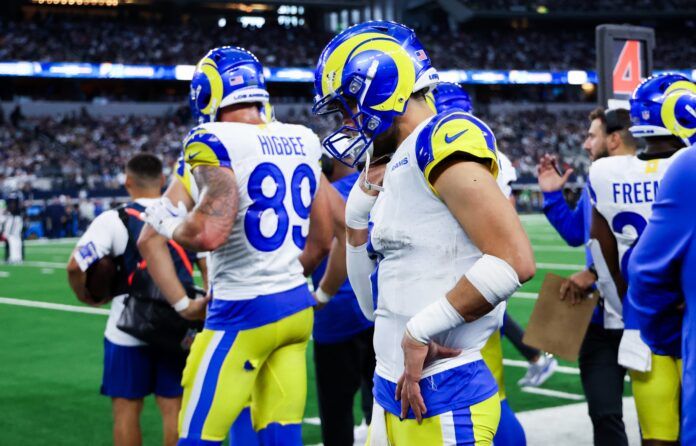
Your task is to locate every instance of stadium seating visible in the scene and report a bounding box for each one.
[0,15,693,70]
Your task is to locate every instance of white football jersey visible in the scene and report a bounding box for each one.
[496,151,517,198]
[589,150,686,273]
[368,111,504,383]
[183,121,322,300]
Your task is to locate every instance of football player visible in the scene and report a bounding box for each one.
[313,22,535,445]
[627,80,696,445]
[141,46,333,446]
[584,74,696,445]
[429,82,527,446]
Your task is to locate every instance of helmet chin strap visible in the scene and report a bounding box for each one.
[363,151,385,192]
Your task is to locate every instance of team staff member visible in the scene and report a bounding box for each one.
[312,157,375,446]
[2,190,24,264]
[544,108,636,446]
[67,154,201,446]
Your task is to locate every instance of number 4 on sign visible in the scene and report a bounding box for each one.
[613,40,643,95]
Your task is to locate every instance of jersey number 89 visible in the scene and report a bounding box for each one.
[245,162,316,252]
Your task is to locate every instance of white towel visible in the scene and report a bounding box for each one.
[618,329,652,372]
[587,239,624,330]
[368,399,390,446]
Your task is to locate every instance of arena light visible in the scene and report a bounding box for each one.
[32,0,119,5]
[174,65,196,81]
[218,18,227,28]
[238,16,265,28]
[0,62,692,85]
[567,70,588,85]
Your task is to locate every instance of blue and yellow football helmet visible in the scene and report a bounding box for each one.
[629,73,696,145]
[428,82,473,114]
[312,21,439,166]
[189,46,269,124]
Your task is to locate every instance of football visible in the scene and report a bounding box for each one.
[85,256,119,304]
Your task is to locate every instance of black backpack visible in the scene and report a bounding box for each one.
[115,204,204,357]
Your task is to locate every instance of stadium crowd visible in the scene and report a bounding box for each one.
[465,0,694,12]
[0,105,587,193]
[1,15,694,70]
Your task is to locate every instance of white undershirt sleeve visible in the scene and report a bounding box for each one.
[346,242,377,321]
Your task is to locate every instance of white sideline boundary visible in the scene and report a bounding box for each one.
[536,262,584,271]
[1,261,202,277]
[0,297,110,315]
[521,386,584,401]
[2,260,575,280]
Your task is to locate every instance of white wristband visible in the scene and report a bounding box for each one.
[406,297,465,345]
[161,218,183,240]
[172,296,191,313]
[345,181,377,230]
[465,254,521,307]
[315,287,333,304]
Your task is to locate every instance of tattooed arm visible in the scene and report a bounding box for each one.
[172,166,238,252]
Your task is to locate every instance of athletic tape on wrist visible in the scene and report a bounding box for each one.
[315,287,333,304]
[345,181,377,230]
[172,296,191,313]
[406,297,465,344]
[161,218,183,240]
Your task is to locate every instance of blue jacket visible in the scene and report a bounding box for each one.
[627,147,696,444]
[542,186,593,264]
[543,185,599,324]
[311,172,373,344]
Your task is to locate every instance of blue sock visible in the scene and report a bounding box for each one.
[257,422,302,446]
[494,399,526,446]
[229,407,259,446]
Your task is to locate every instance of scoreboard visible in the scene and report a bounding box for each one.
[596,24,655,109]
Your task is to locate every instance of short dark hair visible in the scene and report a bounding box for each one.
[589,107,636,147]
[588,107,606,130]
[125,153,163,187]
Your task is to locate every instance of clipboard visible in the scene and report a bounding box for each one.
[522,273,599,362]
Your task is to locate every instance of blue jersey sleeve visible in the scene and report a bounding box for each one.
[627,149,696,357]
[542,187,589,247]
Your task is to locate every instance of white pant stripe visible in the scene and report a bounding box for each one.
[180,331,225,438]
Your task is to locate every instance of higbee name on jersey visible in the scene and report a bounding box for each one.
[181,121,323,303]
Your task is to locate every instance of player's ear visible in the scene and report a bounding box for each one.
[124,174,134,192]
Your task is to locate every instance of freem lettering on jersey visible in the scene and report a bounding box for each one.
[257,135,306,156]
[612,181,660,204]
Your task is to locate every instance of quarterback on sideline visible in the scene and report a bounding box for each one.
[312,21,535,445]
[142,46,334,446]
[428,82,527,446]
[587,73,696,445]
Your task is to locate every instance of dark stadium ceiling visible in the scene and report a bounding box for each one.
[134,0,368,5]
[26,0,368,7]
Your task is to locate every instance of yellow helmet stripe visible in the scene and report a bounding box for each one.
[661,90,696,139]
[321,32,391,96]
[664,80,696,96]
[350,39,416,113]
[198,58,223,116]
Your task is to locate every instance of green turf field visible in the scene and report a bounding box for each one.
[0,214,630,445]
